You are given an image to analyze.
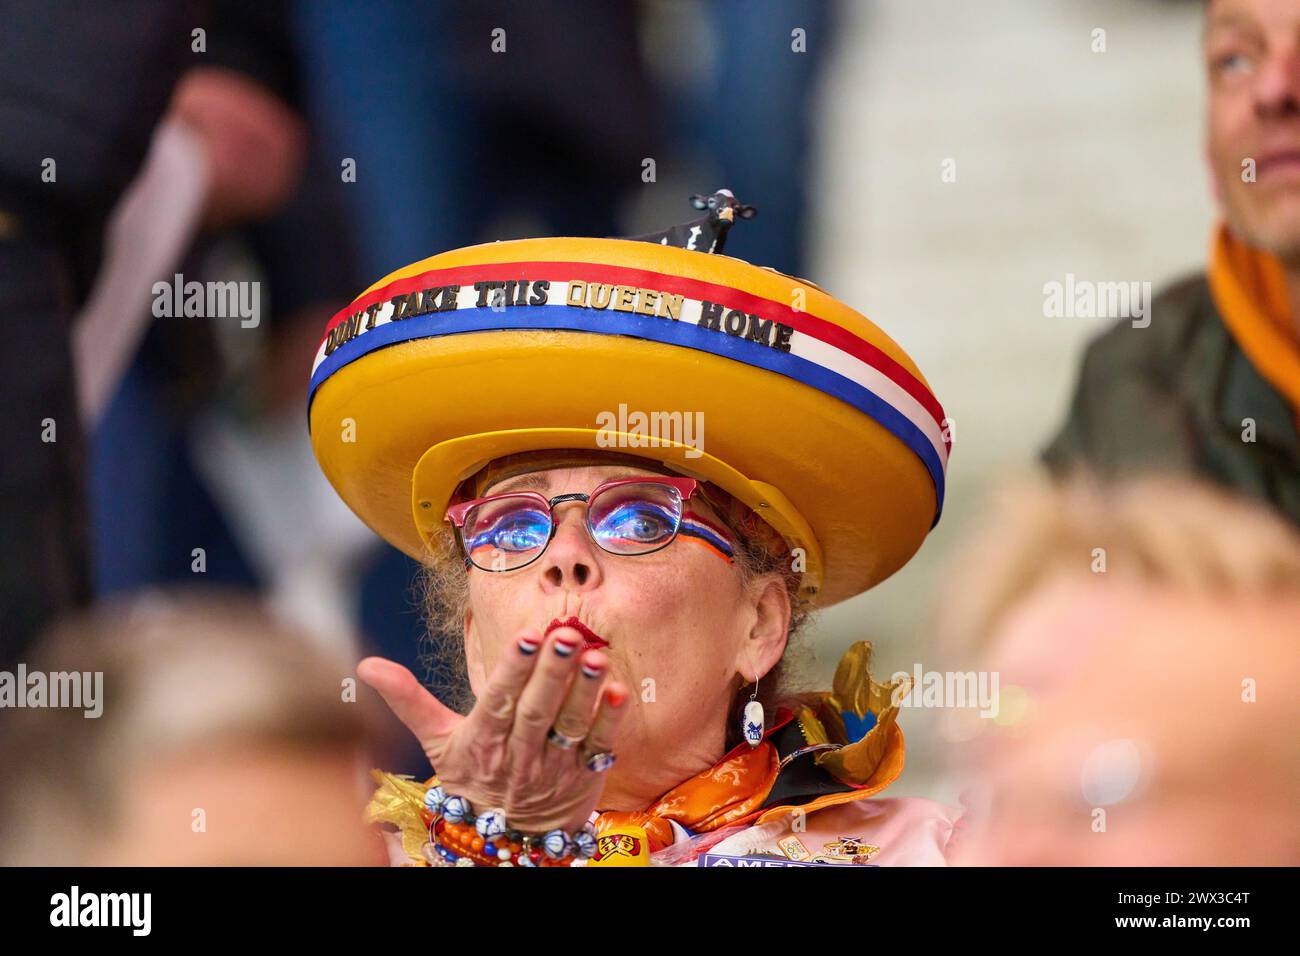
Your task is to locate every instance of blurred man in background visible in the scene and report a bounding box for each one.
[0,1,310,668]
[939,476,1300,865]
[0,1,192,668]
[1045,0,1300,525]
[0,590,387,865]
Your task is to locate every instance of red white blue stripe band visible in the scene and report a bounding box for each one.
[309,263,950,523]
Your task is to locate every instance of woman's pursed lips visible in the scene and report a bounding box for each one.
[545,616,609,649]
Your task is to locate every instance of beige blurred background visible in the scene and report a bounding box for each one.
[805,0,1215,803]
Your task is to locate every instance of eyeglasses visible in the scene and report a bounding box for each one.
[445,476,702,573]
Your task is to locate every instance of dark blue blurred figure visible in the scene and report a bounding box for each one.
[692,0,833,276]
[0,1,191,668]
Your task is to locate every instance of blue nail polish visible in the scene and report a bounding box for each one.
[581,663,603,679]
[554,639,577,657]
[518,637,540,656]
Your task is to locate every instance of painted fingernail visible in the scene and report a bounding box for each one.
[581,660,605,679]
[554,635,579,657]
[606,685,627,707]
[518,636,541,656]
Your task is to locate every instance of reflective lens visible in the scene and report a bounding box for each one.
[461,495,553,571]
[587,481,684,555]
[455,480,690,571]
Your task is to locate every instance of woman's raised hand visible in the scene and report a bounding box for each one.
[357,625,629,836]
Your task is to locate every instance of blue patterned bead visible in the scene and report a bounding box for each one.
[572,830,596,859]
[442,795,469,824]
[423,785,446,814]
[542,829,571,859]
[476,808,508,838]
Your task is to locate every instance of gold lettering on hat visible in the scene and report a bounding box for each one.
[656,293,683,320]
[323,276,796,361]
[612,286,636,312]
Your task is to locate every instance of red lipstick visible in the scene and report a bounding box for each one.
[546,616,609,650]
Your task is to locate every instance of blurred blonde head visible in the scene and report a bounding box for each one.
[937,474,1300,866]
[0,589,388,866]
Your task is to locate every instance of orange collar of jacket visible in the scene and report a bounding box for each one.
[1208,223,1300,413]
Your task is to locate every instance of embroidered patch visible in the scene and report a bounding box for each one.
[777,835,811,862]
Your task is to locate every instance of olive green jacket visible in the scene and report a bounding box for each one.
[1042,273,1300,525]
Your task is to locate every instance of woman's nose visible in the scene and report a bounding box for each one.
[539,501,603,591]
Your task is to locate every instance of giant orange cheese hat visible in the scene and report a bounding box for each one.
[308,191,950,607]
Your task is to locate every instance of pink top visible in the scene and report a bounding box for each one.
[655,796,964,867]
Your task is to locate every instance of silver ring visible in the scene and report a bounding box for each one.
[583,750,617,773]
[547,726,584,750]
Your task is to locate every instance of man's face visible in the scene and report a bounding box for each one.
[1207,0,1300,258]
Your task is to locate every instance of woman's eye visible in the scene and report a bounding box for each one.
[603,504,673,542]
[481,511,549,552]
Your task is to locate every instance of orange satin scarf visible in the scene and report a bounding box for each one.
[592,711,791,852]
[592,706,907,854]
[1208,223,1300,418]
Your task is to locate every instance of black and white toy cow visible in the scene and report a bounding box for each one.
[620,189,757,255]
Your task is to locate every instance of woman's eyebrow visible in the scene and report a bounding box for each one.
[488,470,656,496]
[487,473,551,495]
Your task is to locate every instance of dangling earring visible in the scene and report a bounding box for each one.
[742,660,764,747]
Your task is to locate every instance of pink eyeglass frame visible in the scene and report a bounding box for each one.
[445,475,706,571]
[445,475,700,529]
